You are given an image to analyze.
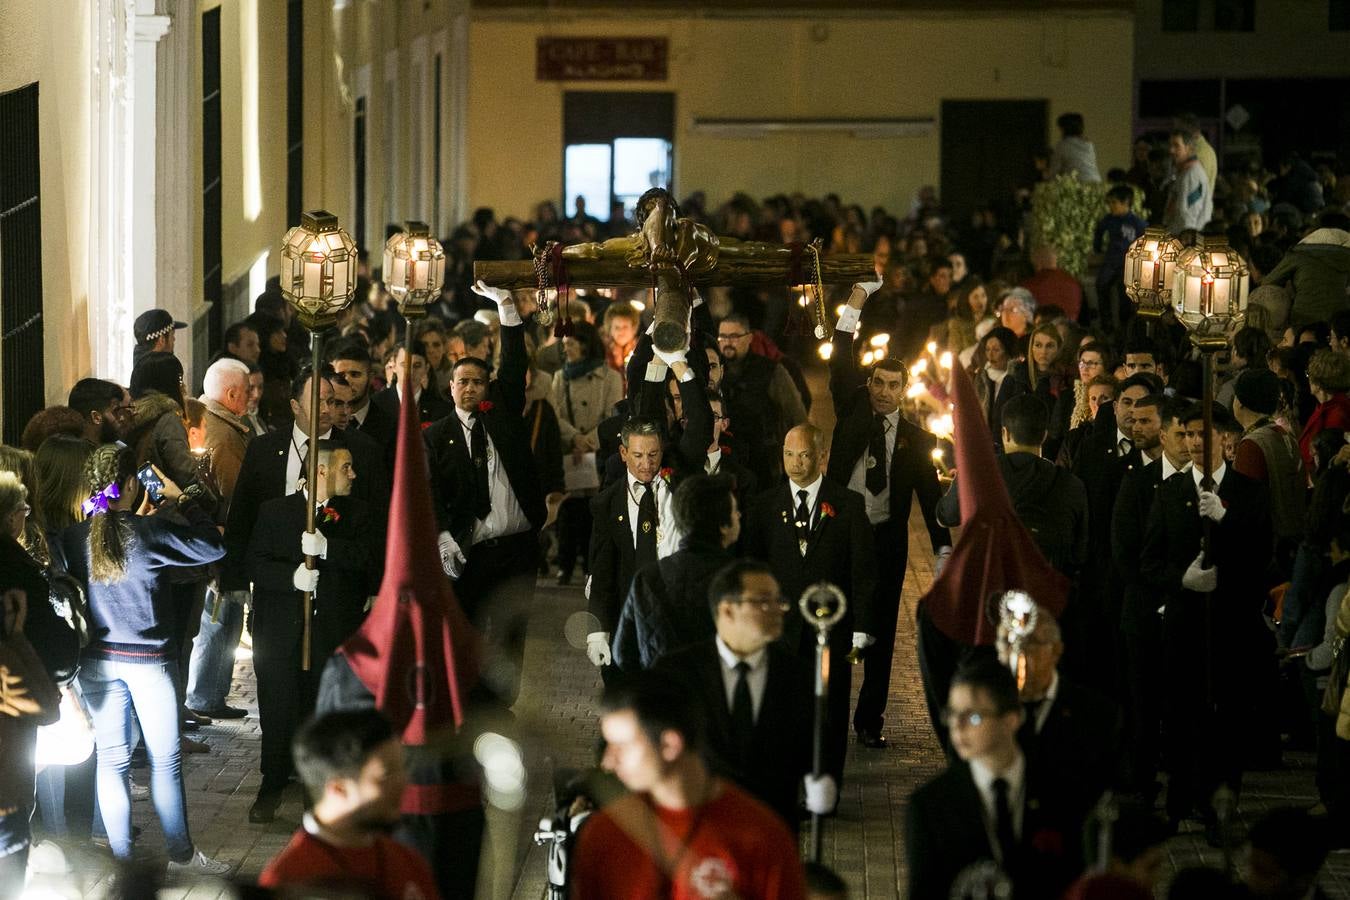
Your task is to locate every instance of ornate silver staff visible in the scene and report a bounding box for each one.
[997,591,1039,692]
[799,582,847,863]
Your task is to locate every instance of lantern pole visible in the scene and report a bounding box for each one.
[280,210,358,672]
[799,583,846,864]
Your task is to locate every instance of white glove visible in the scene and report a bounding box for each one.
[644,361,669,383]
[653,344,689,367]
[855,278,883,298]
[803,774,838,815]
[586,632,612,667]
[934,546,953,576]
[292,563,319,593]
[472,279,521,326]
[301,529,328,559]
[852,633,876,650]
[438,530,466,580]
[1197,490,1227,523]
[1181,551,1218,593]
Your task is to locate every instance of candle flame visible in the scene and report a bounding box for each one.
[817,342,833,361]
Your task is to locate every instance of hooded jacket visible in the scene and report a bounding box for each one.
[1265,228,1350,327]
[124,390,198,488]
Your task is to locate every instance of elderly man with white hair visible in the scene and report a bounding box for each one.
[185,357,255,721]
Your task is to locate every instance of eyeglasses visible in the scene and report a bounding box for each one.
[713,414,731,423]
[1077,359,1103,369]
[732,594,790,613]
[941,708,997,729]
[718,332,749,342]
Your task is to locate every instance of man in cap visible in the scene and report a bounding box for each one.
[133,309,187,370]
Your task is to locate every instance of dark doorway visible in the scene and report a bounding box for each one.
[0,83,44,446]
[286,0,303,229]
[563,91,674,223]
[941,99,1048,228]
[202,7,223,351]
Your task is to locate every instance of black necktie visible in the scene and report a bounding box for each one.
[1118,436,1133,457]
[795,489,811,528]
[866,415,889,495]
[1019,700,1044,746]
[635,482,658,568]
[992,777,1017,868]
[732,660,755,759]
[470,415,492,520]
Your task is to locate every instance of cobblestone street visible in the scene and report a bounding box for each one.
[30,516,1350,898]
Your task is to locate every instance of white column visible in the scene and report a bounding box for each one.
[447,11,470,229]
[132,5,171,316]
[156,0,199,383]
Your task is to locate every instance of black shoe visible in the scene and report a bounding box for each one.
[192,705,247,720]
[249,787,284,824]
[855,727,888,749]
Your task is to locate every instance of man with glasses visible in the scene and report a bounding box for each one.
[743,424,874,780]
[656,559,835,830]
[716,312,807,488]
[906,656,1081,900]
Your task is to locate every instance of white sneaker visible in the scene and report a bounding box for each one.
[167,850,233,877]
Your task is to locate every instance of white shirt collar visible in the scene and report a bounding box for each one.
[1161,454,1184,480]
[706,447,723,470]
[715,634,767,673]
[291,423,332,444]
[788,474,824,510]
[627,470,666,498]
[969,750,1026,801]
[1191,462,1227,491]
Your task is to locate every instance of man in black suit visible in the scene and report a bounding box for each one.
[906,656,1083,900]
[1065,371,1163,694]
[829,281,950,748]
[1001,608,1122,822]
[223,365,391,599]
[655,559,835,829]
[330,342,396,451]
[1141,401,1273,835]
[742,423,874,779]
[1112,394,1189,801]
[244,440,382,822]
[423,281,563,705]
[371,340,453,427]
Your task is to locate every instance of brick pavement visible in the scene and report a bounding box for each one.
[32,533,1350,898]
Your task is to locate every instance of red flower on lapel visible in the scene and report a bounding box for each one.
[319,505,341,525]
[478,400,494,413]
[819,501,836,518]
[421,420,432,431]
[1030,828,1065,856]
[658,467,674,482]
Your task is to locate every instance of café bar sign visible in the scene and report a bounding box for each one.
[536,37,668,81]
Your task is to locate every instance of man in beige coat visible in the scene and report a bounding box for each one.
[185,357,255,720]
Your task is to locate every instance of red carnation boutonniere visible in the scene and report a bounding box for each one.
[478,400,494,413]
[658,467,674,482]
[421,420,432,431]
[819,501,836,519]
[319,505,341,525]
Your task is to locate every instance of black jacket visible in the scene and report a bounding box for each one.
[742,479,877,651]
[221,426,391,592]
[587,474,678,635]
[612,539,730,672]
[655,639,813,829]
[245,492,381,663]
[1020,677,1122,823]
[827,325,950,555]
[423,323,545,547]
[1112,455,1170,634]
[351,395,398,451]
[937,452,1088,578]
[370,384,453,427]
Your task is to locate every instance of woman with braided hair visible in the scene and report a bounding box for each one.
[59,444,233,875]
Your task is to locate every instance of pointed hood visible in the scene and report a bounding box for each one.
[339,371,480,743]
[919,362,1068,645]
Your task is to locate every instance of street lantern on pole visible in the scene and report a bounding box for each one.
[383,220,446,327]
[1123,226,1184,322]
[279,209,358,670]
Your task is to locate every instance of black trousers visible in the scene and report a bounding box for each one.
[556,497,593,577]
[853,517,909,734]
[795,626,851,785]
[1122,616,1164,797]
[916,601,964,754]
[398,808,486,900]
[254,649,320,788]
[457,530,539,707]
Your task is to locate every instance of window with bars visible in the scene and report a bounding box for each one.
[0,83,44,446]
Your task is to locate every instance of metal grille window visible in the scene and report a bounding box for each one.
[0,83,44,446]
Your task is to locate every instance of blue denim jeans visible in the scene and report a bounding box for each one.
[185,587,246,711]
[78,657,194,862]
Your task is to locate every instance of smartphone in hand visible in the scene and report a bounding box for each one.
[136,463,166,505]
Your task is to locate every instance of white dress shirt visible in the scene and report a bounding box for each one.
[624,471,682,559]
[455,408,530,544]
[705,447,723,475]
[1161,453,1183,481]
[715,635,768,721]
[1025,671,1059,736]
[969,751,1027,859]
[1116,428,1133,457]
[1191,461,1226,493]
[847,409,899,525]
[286,424,332,495]
[348,400,370,427]
[786,474,825,554]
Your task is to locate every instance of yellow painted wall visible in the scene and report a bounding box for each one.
[0,0,92,407]
[467,12,1134,219]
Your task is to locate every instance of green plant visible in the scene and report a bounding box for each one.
[1029,175,1148,279]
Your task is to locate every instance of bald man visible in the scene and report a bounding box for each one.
[742,424,876,785]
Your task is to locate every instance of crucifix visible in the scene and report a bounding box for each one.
[474,188,876,350]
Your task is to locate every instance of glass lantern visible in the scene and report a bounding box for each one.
[279,210,358,330]
[383,221,446,320]
[1122,226,1183,319]
[1171,236,1250,350]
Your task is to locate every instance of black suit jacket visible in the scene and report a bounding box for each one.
[1112,456,1169,633]
[587,474,678,634]
[655,640,813,828]
[1020,678,1122,822]
[244,492,382,662]
[352,396,397,451]
[826,326,949,555]
[222,426,391,592]
[742,479,877,650]
[371,384,452,427]
[1072,400,1141,554]
[906,760,1082,900]
[423,323,546,546]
